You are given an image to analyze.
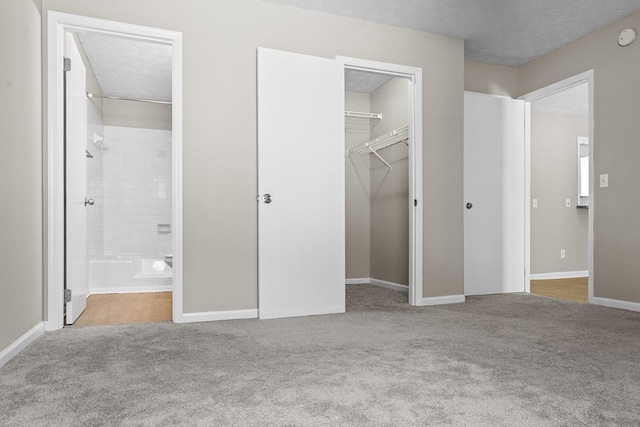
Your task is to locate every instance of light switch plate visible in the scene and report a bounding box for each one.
[600,174,609,188]
[533,199,538,208]
[566,199,571,208]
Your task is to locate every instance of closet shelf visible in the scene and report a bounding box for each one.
[345,110,382,129]
[346,125,409,170]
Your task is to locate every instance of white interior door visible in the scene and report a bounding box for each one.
[65,32,89,324]
[464,92,525,295]
[257,47,345,319]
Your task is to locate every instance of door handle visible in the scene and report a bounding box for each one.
[466,202,473,209]
[84,198,95,206]
[263,194,272,204]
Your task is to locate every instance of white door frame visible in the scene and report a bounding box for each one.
[337,56,424,306]
[518,70,594,301]
[46,12,184,330]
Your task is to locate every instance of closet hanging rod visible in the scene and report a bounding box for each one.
[347,125,409,157]
[86,92,172,105]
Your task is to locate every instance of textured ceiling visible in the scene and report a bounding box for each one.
[77,32,172,102]
[345,69,393,93]
[263,0,640,66]
[531,83,589,117]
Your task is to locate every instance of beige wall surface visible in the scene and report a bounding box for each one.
[42,0,465,310]
[464,60,517,97]
[345,91,371,279]
[530,113,588,274]
[0,0,44,350]
[103,99,172,130]
[370,78,409,285]
[518,12,640,302]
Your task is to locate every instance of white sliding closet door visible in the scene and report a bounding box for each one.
[464,92,525,295]
[257,47,345,319]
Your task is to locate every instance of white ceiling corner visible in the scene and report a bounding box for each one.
[77,32,172,102]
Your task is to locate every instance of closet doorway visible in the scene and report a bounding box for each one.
[46,12,184,330]
[341,58,423,306]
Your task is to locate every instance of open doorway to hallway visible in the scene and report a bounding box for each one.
[523,75,592,304]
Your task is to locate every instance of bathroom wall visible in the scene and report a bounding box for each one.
[345,91,371,279]
[102,126,172,257]
[369,78,410,285]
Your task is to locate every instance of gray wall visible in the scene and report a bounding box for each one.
[0,0,44,351]
[370,78,410,284]
[345,91,371,279]
[41,0,465,314]
[530,113,588,274]
[518,12,640,302]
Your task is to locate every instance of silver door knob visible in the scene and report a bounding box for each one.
[263,194,272,204]
[84,198,95,206]
[466,202,473,209]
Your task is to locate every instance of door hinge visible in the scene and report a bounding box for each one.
[414,199,418,207]
[63,57,71,72]
[65,289,72,303]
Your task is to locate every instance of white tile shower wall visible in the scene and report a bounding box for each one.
[87,101,104,258]
[102,126,172,257]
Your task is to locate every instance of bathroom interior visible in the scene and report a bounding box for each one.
[72,30,174,325]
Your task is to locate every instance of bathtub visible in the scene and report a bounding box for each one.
[89,256,172,294]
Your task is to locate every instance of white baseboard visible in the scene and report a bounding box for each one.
[530,270,588,280]
[89,286,173,295]
[180,309,258,323]
[345,278,370,285]
[590,297,640,313]
[0,322,45,369]
[369,278,409,293]
[421,294,466,306]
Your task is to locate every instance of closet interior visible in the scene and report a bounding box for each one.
[345,70,410,296]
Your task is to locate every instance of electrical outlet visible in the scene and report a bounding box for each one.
[533,199,538,208]
[560,250,566,259]
[565,198,571,208]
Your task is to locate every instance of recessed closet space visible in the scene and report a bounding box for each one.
[345,70,410,299]
[69,31,173,325]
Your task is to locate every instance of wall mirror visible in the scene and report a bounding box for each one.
[577,136,589,208]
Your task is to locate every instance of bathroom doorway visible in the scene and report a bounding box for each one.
[46,12,184,330]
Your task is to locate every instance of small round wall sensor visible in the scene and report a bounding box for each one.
[618,28,636,47]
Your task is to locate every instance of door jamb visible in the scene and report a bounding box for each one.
[46,12,185,330]
[336,56,424,306]
[518,70,594,301]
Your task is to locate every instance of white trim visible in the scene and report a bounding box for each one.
[422,294,466,306]
[345,278,370,285]
[591,297,640,313]
[46,12,184,330]
[369,278,409,293]
[89,286,172,294]
[519,70,594,304]
[181,309,258,323]
[337,56,424,307]
[0,323,45,369]
[530,271,589,280]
